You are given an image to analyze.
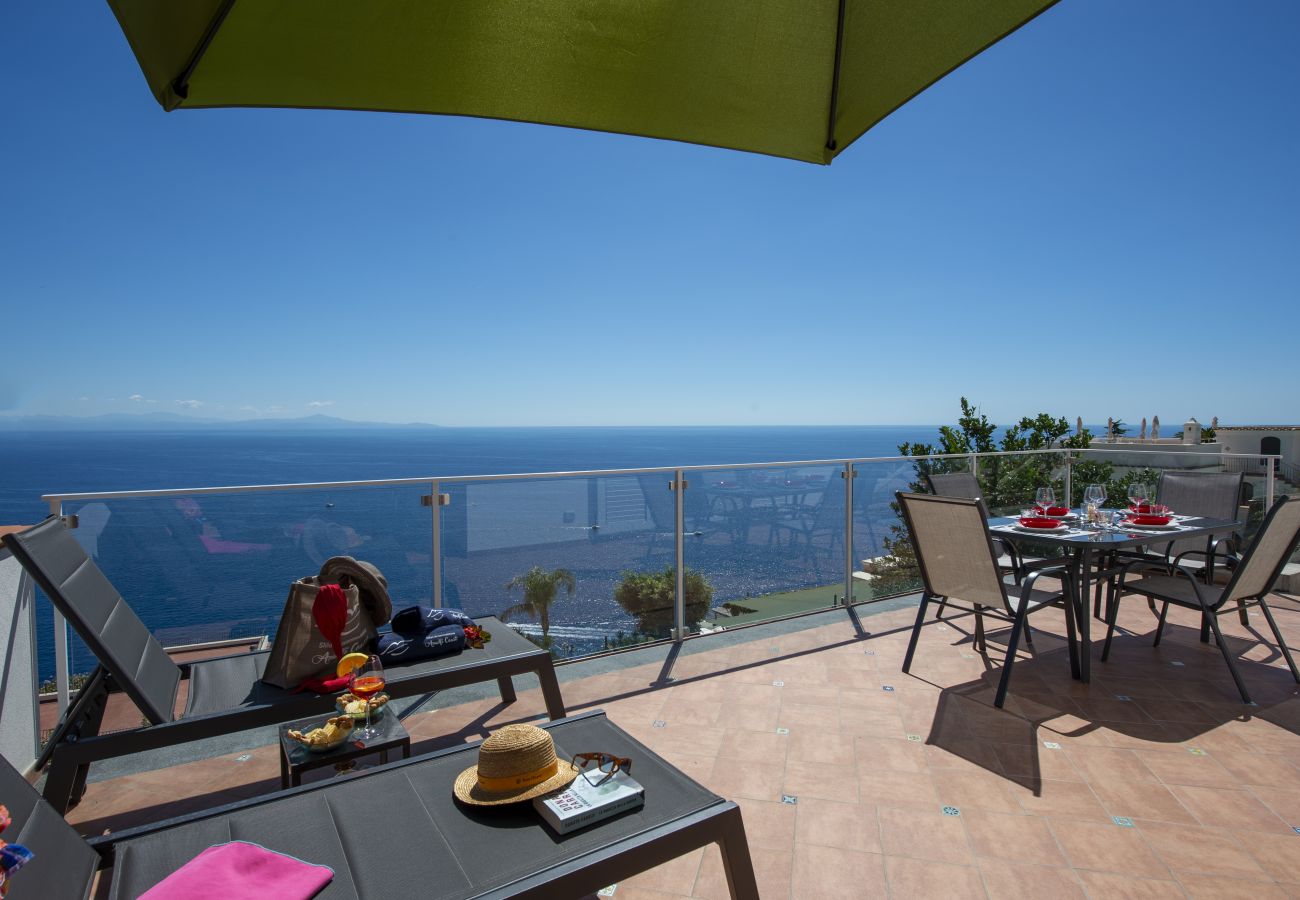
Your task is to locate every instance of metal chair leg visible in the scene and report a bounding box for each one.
[994,606,1029,709]
[1256,596,1300,683]
[1101,593,1123,662]
[1204,609,1251,703]
[902,593,931,674]
[974,608,986,654]
[1152,601,1170,647]
[1062,580,1080,677]
[933,596,948,621]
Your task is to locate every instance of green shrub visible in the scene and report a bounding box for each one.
[613,567,713,637]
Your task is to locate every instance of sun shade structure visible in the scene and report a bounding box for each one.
[108,0,1061,164]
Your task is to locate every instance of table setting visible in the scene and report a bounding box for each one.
[988,481,1242,682]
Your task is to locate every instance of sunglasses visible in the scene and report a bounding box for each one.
[571,752,632,785]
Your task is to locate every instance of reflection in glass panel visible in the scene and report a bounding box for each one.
[851,460,931,601]
[440,475,669,658]
[48,485,431,684]
[684,463,845,634]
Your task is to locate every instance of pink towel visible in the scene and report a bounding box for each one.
[139,841,333,900]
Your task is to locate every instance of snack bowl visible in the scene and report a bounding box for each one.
[336,692,389,720]
[1038,505,1071,517]
[287,715,354,753]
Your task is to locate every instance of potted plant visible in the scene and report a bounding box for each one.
[613,567,713,638]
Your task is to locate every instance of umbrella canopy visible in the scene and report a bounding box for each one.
[108,0,1060,164]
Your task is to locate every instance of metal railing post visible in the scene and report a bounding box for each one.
[48,498,70,714]
[431,481,443,608]
[1267,461,1276,510]
[970,454,978,479]
[1063,451,1073,509]
[673,470,686,641]
[843,463,856,606]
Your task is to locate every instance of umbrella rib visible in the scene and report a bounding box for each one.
[171,0,238,103]
[824,0,848,153]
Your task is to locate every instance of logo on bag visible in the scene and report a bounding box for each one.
[384,637,413,657]
[423,631,460,649]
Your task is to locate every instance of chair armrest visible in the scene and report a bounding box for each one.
[990,534,1021,566]
[1018,564,1074,605]
[1019,555,1074,573]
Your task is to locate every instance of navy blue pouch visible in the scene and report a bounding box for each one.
[390,604,473,636]
[375,623,466,665]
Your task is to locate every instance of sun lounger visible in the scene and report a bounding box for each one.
[3,516,566,814]
[2,710,759,900]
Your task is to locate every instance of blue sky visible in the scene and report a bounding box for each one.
[1,1,1296,427]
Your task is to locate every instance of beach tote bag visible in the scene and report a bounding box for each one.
[262,576,377,689]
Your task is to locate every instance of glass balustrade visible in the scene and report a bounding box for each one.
[33,446,1287,697]
[47,484,431,685]
[683,462,845,635]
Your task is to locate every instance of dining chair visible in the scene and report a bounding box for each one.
[1102,496,1300,703]
[1106,470,1246,626]
[925,471,1048,621]
[897,492,1077,708]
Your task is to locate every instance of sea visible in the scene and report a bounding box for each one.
[0,426,937,681]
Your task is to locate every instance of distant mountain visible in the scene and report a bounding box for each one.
[0,412,441,431]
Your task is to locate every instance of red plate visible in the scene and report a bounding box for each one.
[1126,514,1172,526]
[1128,504,1171,515]
[1035,505,1071,517]
[1019,517,1064,530]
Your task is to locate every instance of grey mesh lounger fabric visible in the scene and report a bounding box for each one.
[2,517,566,814]
[4,712,760,900]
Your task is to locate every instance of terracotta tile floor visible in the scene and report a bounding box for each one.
[64,590,1300,898]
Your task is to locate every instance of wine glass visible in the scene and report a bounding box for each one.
[1127,481,1151,512]
[349,654,386,740]
[1035,486,1055,515]
[1084,484,1106,526]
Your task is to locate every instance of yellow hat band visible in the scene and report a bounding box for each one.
[475,760,558,793]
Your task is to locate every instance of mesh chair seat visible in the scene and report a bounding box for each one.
[183,650,280,717]
[1007,586,1068,614]
[1121,575,1221,610]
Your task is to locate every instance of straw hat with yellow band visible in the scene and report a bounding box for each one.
[453,724,579,806]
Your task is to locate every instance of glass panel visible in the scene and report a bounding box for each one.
[973,451,1068,514]
[439,473,670,658]
[48,484,431,685]
[850,459,931,602]
[684,463,845,634]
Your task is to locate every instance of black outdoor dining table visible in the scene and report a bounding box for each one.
[988,511,1241,682]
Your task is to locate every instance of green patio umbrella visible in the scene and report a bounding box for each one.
[108,0,1060,164]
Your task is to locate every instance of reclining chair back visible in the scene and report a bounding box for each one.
[2,517,181,725]
[0,754,99,899]
[1156,470,1244,558]
[897,492,1008,613]
[926,471,992,518]
[1220,497,1300,608]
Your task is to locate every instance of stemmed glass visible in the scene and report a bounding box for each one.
[1084,483,1107,527]
[1127,481,1152,512]
[348,655,386,740]
[1035,486,1055,515]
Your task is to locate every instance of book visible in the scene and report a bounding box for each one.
[533,769,645,835]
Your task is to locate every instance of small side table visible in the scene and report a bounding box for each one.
[278,710,411,789]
